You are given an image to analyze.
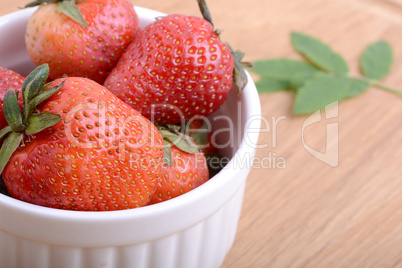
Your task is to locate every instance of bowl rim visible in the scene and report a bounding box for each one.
[0,5,261,246]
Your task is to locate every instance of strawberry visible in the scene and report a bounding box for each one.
[25,0,140,84]
[0,67,24,129]
[0,65,164,211]
[104,0,248,124]
[150,128,208,204]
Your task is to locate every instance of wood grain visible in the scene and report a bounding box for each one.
[1,0,402,267]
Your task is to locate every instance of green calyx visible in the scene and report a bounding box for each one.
[158,124,200,166]
[0,64,64,174]
[24,0,87,28]
[196,0,250,93]
[188,120,209,150]
[227,44,254,94]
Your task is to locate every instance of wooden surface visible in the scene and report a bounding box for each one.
[1,0,402,267]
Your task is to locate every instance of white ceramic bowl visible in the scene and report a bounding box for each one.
[0,6,261,268]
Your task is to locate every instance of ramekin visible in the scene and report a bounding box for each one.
[0,6,261,268]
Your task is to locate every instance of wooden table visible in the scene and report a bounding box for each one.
[1,0,402,267]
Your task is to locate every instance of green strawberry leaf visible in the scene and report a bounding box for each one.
[360,41,393,80]
[22,63,49,103]
[22,79,36,122]
[3,88,25,133]
[160,130,200,154]
[346,79,370,98]
[289,71,319,90]
[253,59,319,81]
[293,75,352,114]
[0,132,23,174]
[253,32,401,115]
[0,126,12,142]
[309,72,371,98]
[189,120,210,148]
[229,45,249,94]
[291,32,349,74]
[0,65,65,175]
[25,113,62,135]
[26,80,65,117]
[256,78,290,93]
[163,140,174,166]
[58,0,87,28]
[162,124,182,134]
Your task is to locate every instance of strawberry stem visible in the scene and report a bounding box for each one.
[347,74,402,97]
[196,0,249,93]
[368,79,402,97]
[197,0,214,27]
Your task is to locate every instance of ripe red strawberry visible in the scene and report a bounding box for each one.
[0,67,24,129]
[25,0,140,84]
[104,0,247,124]
[150,138,208,204]
[0,65,164,211]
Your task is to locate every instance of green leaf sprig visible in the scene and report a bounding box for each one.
[252,32,401,114]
